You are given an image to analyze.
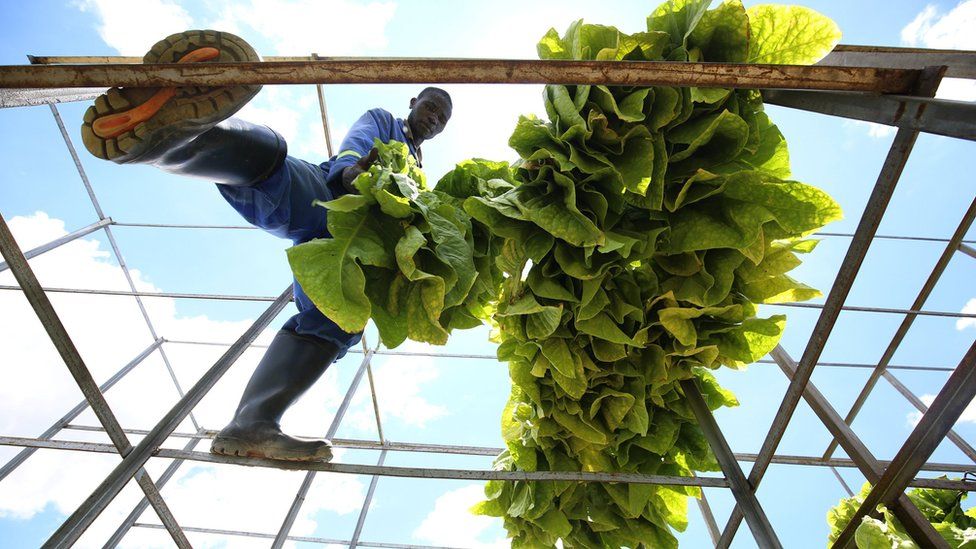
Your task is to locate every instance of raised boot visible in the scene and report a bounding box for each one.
[211,330,341,462]
[80,30,282,186]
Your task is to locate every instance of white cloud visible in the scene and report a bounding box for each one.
[845,119,897,139]
[957,298,976,331]
[413,484,509,548]
[346,340,449,433]
[74,0,194,56]
[214,0,397,56]
[901,1,976,101]
[908,393,976,427]
[0,212,374,547]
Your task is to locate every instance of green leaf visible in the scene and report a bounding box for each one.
[746,4,842,65]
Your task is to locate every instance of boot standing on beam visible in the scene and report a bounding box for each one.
[80,29,453,462]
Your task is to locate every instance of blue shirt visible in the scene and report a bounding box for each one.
[217,108,419,354]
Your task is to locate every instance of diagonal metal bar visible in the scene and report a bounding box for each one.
[680,380,781,548]
[882,370,976,461]
[104,429,206,548]
[830,466,855,498]
[763,89,976,141]
[825,196,976,459]
[0,338,162,483]
[0,212,190,548]
[740,346,947,549]
[350,450,388,549]
[695,483,721,546]
[271,344,376,549]
[310,53,336,158]
[46,101,201,433]
[718,66,946,547]
[832,340,976,548]
[41,285,292,548]
[0,217,112,273]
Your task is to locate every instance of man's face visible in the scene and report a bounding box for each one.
[407,93,452,141]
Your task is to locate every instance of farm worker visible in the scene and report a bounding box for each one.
[81,30,453,462]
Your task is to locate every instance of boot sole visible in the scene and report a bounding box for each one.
[81,29,261,164]
[210,435,334,463]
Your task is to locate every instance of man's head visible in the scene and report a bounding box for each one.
[407,87,452,145]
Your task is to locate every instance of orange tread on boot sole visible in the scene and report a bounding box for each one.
[91,47,221,139]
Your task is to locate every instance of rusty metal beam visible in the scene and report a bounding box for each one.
[0,58,920,92]
[823,45,976,79]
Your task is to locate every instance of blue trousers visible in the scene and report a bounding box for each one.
[217,156,362,358]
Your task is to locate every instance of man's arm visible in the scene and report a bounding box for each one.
[325,109,391,194]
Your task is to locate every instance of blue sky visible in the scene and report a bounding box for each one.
[1,0,975,547]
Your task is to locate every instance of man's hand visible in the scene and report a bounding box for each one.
[341,147,379,194]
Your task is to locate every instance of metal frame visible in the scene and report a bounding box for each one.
[0,44,974,548]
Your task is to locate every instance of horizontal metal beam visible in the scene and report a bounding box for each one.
[54,424,976,476]
[42,286,293,548]
[0,217,112,273]
[8,432,975,490]
[0,436,728,487]
[0,58,920,92]
[763,88,976,141]
[161,341,966,371]
[112,222,976,246]
[4,284,973,319]
[823,45,976,79]
[0,86,104,108]
[832,340,976,549]
[132,522,461,549]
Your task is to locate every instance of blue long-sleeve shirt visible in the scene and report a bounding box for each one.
[217,108,419,354]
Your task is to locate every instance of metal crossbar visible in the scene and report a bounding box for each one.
[0,44,973,548]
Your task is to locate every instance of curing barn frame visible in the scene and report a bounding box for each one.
[0,45,974,548]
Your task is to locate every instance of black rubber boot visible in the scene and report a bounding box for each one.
[80,30,283,186]
[211,330,341,462]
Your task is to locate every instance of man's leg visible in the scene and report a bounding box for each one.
[80,30,346,462]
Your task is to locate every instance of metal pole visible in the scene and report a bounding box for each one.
[350,450,388,549]
[104,429,206,548]
[46,102,200,433]
[762,89,976,141]
[831,340,976,548]
[960,243,976,259]
[272,345,376,548]
[821,44,976,78]
[724,346,946,549]
[0,339,162,483]
[0,435,731,486]
[680,380,781,548]
[718,66,946,546]
[41,285,293,548]
[882,370,976,461]
[0,217,112,273]
[0,58,921,93]
[0,212,190,548]
[311,53,336,158]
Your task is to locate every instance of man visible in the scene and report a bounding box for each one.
[81,30,453,462]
